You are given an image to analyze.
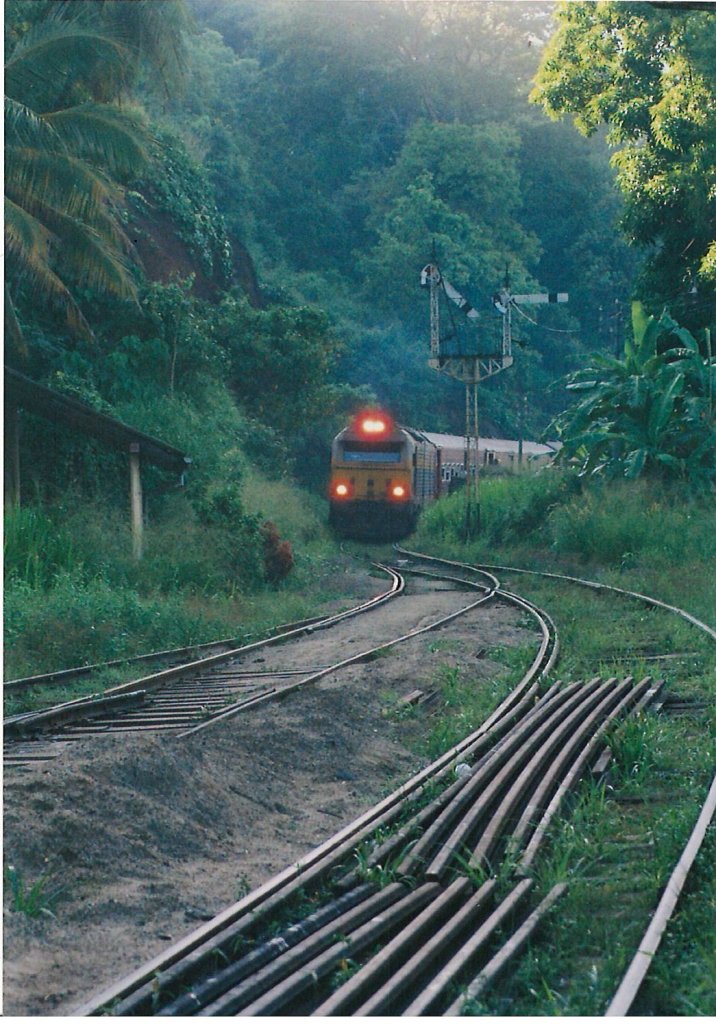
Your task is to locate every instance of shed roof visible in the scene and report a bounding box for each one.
[5,367,191,472]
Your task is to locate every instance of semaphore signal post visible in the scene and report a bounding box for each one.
[421,262,567,538]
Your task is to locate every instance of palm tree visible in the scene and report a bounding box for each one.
[4,3,187,350]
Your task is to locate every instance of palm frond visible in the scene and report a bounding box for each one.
[40,206,138,301]
[4,282,27,355]
[7,145,126,227]
[5,18,128,108]
[4,196,54,266]
[46,103,149,176]
[5,199,94,338]
[4,96,60,148]
[99,0,190,94]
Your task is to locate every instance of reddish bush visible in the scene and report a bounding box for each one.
[260,521,294,584]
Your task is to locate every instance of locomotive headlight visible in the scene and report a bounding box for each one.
[334,482,349,498]
[391,484,406,499]
[362,417,387,434]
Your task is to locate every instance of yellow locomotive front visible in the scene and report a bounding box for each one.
[328,411,438,539]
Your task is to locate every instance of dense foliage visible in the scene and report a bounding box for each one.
[5,0,714,674]
[533,0,716,333]
[552,305,716,487]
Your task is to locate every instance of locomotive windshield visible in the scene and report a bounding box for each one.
[341,441,403,463]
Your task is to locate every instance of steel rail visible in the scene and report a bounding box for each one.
[452,557,716,643]
[400,545,716,1012]
[175,563,501,738]
[444,881,568,1015]
[72,569,563,1015]
[318,878,497,1017]
[310,875,474,1016]
[396,681,586,880]
[71,557,666,1017]
[332,681,542,893]
[155,883,376,1016]
[606,769,716,1017]
[3,565,405,752]
[4,617,330,692]
[5,690,147,737]
[469,677,633,873]
[229,883,440,1017]
[516,677,664,874]
[189,881,417,1016]
[402,877,534,1016]
[423,680,607,882]
[104,563,405,698]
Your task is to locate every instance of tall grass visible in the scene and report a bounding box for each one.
[417,470,578,549]
[4,506,81,587]
[4,467,338,681]
[415,471,716,571]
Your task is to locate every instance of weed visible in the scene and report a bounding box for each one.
[235,874,252,901]
[351,842,399,889]
[5,864,63,918]
[329,957,360,990]
[609,715,660,786]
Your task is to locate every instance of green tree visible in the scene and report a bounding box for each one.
[4,11,149,347]
[553,305,716,488]
[360,120,540,326]
[208,295,344,439]
[532,1,716,331]
[4,1,190,350]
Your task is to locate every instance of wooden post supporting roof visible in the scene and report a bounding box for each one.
[129,443,144,560]
[4,367,191,556]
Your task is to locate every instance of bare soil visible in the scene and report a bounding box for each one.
[3,574,536,1016]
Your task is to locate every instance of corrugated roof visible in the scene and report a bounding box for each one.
[5,367,192,472]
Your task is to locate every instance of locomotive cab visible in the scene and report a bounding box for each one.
[329,411,439,539]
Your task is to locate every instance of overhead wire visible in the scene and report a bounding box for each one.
[511,300,579,335]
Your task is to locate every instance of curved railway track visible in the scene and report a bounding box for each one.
[4,561,496,768]
[69,549,682,1018]
[7,547,712,1015]
[5,566,402,766]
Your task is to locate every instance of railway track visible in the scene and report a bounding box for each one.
[4,560,500,769]
[8,548,712,1015]
[70,550,678,1017]
[5,566,405,767]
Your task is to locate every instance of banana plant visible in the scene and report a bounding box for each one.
[552,304,716,488]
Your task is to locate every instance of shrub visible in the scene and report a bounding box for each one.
[547,480,716,567]
[261,521,294,584]
[417,469,579,548]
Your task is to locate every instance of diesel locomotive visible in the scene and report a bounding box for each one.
[328,410,442,539]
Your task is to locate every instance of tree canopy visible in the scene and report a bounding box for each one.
[532,1,716,333]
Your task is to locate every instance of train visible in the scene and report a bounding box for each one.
[328,409,562,540]
[328,410,444,539]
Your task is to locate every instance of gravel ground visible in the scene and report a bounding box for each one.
[3,572,535,1015]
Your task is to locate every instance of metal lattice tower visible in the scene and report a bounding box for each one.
[421,262,567,538]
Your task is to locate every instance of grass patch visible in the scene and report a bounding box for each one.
[3,476,354,707]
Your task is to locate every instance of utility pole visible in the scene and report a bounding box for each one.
[421,261,567,538]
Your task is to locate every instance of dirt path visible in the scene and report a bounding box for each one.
[3,573,536,1016]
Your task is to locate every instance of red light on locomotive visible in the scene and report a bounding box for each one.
[355,410,393,437]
